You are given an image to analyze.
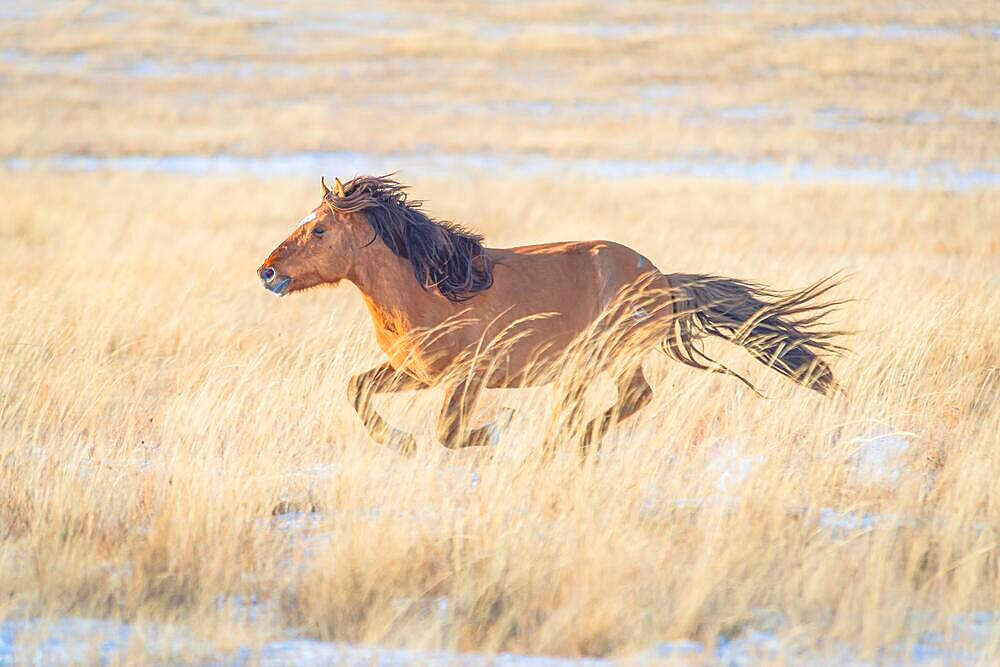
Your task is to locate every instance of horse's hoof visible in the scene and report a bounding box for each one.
[271,500,318,516]
[485,408,516,447]
[385,429,417,456]
[577,431,602,462]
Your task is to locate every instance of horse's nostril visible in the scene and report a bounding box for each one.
[261,267,275,283]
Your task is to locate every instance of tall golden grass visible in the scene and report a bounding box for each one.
[0,172,997,661]
[1,0,999,661]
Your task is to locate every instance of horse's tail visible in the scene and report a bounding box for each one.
[661,272,849,396]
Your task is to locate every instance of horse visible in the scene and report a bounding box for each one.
[258,175,846,455]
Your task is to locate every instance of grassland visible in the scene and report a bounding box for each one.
[1,0,997,167]
[1,0,999,664]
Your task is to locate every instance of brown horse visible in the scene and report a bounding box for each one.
[258,175,845,454]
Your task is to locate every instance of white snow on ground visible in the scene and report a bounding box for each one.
[703,438,765,492]
[2,614,997,666]
[848,426,912,486]
[0,616,613,666]
[697,422,914,494]
[815,507,883,535]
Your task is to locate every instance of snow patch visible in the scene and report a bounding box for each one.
[849,426,911,485]
[705,439,764,492]
[3,613,997,666]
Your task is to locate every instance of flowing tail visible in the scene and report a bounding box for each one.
[661,272,849,396]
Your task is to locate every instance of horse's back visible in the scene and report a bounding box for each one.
[497,239,615,255]
[493,239,653,272]
[490,239,660,305]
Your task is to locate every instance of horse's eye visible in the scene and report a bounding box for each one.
[312,227,326,237]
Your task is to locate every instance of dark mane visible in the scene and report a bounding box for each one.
[326,175,493,302]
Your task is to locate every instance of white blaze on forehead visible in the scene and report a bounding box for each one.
[296,211,317,229]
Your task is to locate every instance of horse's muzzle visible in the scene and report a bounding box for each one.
[258,266,291,296]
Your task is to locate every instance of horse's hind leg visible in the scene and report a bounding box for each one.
[437,375,511,449]
[580,363,653,455]
[347,363,427,455]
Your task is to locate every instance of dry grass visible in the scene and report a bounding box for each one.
[0,0,997,165]
[1,171,998,662]
[1,0,999,663]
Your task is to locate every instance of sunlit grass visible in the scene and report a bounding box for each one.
[0,0,998,661]
[0,171,997,661]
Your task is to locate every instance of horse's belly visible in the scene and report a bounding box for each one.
[372,289,612,388]
[479,325,581,388]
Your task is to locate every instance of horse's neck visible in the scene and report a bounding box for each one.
[349,249,439,334]
[349,247,461,382]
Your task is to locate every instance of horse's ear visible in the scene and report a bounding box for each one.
[333,177,346,198]
[321,176,331,199]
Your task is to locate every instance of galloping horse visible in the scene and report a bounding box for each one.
[258,175,845,454]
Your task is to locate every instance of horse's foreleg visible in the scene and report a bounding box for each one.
[347,363,426,455]
[437,376,510,449]
[580,364,653,455]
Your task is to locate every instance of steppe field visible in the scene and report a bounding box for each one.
[1,1,999,664]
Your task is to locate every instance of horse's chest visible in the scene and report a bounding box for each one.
[372,315,408,355]
[371,313,451,384]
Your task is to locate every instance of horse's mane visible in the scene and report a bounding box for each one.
[326,175,493,302]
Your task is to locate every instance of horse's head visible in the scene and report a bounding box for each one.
[257,177,367,296]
